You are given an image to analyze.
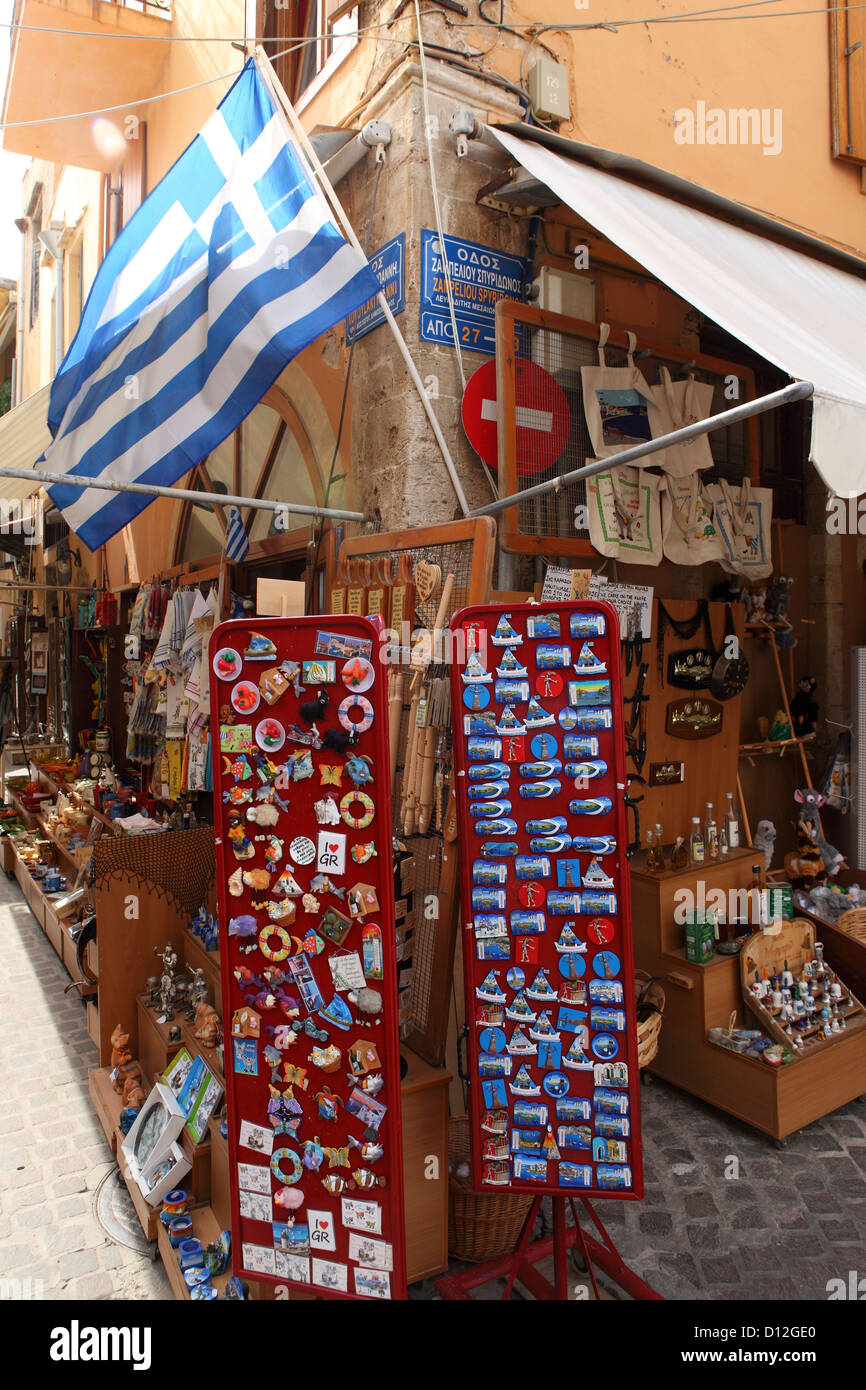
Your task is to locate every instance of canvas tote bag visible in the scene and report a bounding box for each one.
[653,366,716,476]
[705,477,773,578]
[587,463,664,566]
[660,473,725,565]
[581,325,667,466]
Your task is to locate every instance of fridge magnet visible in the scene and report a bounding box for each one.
[506,1028,535,1056]
[515,936,541,966]
[496,649,527,677]
[535,671,564,698]
[317,831,347,873]
[558,1163,592,1188]
[502,736,526,763]
[318,995,354,1032]
[536,644,571,670]
[339,793,375,831]
[526,968,557,1001]
[338,694,374,733]
[319,906,352,946]
[319,763,343,786]
[592,950,621,978]
[255,718,286,754]
[315,630,373,660]
[591,1033,620,1060]
[275,1252,310,1283]
[259,666,292,704]
[287,955,324,1012]
[221,723,253,753]
[463,652,493,682]
[463,683,491,710]
[583,859,615,888]
[468,761,511,781]
[570,612,606,637]
[494,679,530,705]
[213,647,243,680]
[354,1268,390,1299]
[239,1190,273,1222]
[361,923,384,979]
[232,1039,258,1075]
[347,882,380,917]
[557,953,587,980]
[496,707,526,736]
[244,632,278,661]
[232,1007,261,1038]
[491,614,523,646]
[307,1209,337,1251]
[574,641,608,675]
[565,759,608,781]
[526,612,560,638]
[542,1071,570,1098]
[556,860,582,889]
[586,918,616,945]
[314,795,341,826]
[231,681,260,715]
[509,1065,541,1096]
[238,1161,272,1193]
[243,1244,277,1275]
[351,841,378,865]
[328,951,366,991]
[347,1040,383,1076]
[228,914,258,941]
[303,659,337,685]
[239,1120,274,1156]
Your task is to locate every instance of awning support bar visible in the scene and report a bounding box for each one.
[0,465,368,523]
[468,381,814,518]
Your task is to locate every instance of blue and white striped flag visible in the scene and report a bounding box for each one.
[225,505,250,563]
[41,58,381,551]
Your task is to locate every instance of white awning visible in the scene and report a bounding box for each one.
[0,385,52,501]
[491,129,866,499]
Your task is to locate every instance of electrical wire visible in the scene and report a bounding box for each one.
[414,0,466,392]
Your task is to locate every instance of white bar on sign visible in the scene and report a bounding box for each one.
[480,399,554,432]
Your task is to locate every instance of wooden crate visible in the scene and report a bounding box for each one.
[740,920,865,1055]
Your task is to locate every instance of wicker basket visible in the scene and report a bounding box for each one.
[836,908,866,946]
[447,1115,535,1263]
[635,971,666,1069]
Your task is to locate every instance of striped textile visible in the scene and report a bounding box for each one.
[225,505,250,563]
[41,59,381,551]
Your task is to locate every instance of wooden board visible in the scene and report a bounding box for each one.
[400,1048,450,1284]
[88,1066,123,1149]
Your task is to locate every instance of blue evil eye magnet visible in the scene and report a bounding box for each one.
[468,761,511,781]
[495,679,530,705]
[515,854,552,880]
[591,1033,620,1060]
[536,644,572,669]
[519,780,561,800]
[510,911,546,935]
[519,759,562,779]
[530,732,559,759]
[568,797,613,817]
[473,860,508,886]
[472,887,507,912]
[479,1027,507,1054]
[467,736,502,761]
[506,966,526,990]
[525,815,568,835]
[463,684,491,711]
[569,612,606,638]
[474,818,518,836]
[526,612,561,639]
[542,1071,570,1098]
[563,734,600,758]
[469,800,512,819]
[564,760,608,781]
[568,679,612,708]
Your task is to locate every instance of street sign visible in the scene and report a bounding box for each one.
[346,233,405,343]
[461,357,571,476]
[420,230,527,355]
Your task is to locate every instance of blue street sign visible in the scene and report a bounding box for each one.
[420,229,528,355]
[346,233,405,343]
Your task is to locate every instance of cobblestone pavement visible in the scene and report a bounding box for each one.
[2,868,864,1302]
[0,871,169,1301]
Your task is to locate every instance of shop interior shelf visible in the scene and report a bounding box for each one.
[156,1202,234,1301]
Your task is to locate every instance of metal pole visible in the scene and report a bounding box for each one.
[254,47,472,518]
[468,381,814,518]
[0,464,368,522]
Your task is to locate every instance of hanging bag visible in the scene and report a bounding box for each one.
[587,462,663,566]
[706,477,773,579]
[580,325,666,465]
[660,472,725,565]
[653,366,716,476]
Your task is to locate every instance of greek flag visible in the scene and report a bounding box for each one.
[225,505,250,562]
[41,59,381,551]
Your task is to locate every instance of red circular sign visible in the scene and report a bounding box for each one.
[461,358,571,477]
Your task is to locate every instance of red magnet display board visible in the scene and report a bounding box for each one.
[449,601,643,1200]
[209,616,406,1300]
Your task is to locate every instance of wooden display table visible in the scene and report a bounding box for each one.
[631,855,866,1142]
[136,993,180,1082]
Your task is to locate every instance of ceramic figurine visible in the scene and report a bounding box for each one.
[753,819,776,872]
[154,941,179,1019]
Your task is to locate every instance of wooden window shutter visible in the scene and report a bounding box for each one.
[121,121,148,228]
[830,5,866,163]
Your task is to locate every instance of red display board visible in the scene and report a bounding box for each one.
[449,601,643,1199]
[209,616,406,1300]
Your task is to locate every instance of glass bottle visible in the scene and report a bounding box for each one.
[724,791,741,850]
[704,803,719,860]
[653,823,665,872]
[670,835,689,870]
[719,822,729,857]
[749,862,766,929]
[644,830,659,872]
[690,817,705,864]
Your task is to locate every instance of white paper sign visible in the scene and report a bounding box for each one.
[317,830,346,875]
[308,1209,336,1252]
[588,575,654,639]
[541,564,582,602]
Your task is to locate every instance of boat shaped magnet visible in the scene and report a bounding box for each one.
[496,649,528,677]
[474,818,519,836]
[506,1027,537,1055]
[583,858,615,889]
[490,614,522,646]
[519,760,562,779]
[476,970,506,1002]
[519,780,561,799]
[554,924,584,954]
[568,797,613,816]
[496,707,525,735]
[526,969,558,1001]
[564,760,608,780]
[508,1065,541,1096]
[573,641,608,675]
[505,992,538,1023]
[524,697,555,729]
[462,653,492,683]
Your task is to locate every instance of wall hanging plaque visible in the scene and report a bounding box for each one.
[449,600,643,1200]
[649,761,684,786]
[665,697,723,740]
[209,616,406,1301]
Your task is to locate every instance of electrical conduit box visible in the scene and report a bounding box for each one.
[528,58,571,122]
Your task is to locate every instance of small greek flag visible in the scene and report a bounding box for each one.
[40,58,381,551]
[225,506,250,563]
